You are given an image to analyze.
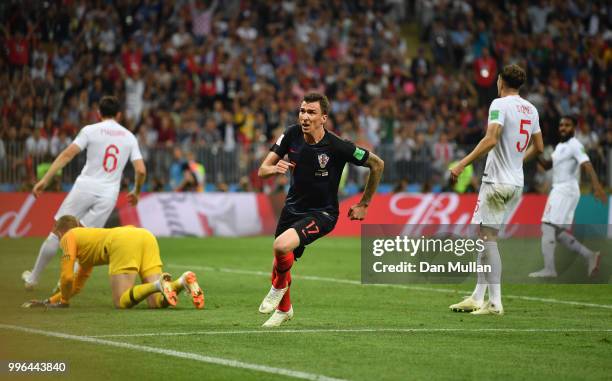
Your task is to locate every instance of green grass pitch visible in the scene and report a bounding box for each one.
[1,237,611,381]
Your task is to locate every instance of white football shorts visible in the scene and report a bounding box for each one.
[541,183,580,226]
[471,182,522,229]
[54,189,117,227]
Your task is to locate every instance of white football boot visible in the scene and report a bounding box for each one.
[588,252,601,277]
[22,270,37,291]
[258,285,288,314]
[262,307,294,328]
[528,268,558,278]
[449,296,483,312]
[470,301,504,316]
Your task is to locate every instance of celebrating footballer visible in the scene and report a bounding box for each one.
[257,92,384,327]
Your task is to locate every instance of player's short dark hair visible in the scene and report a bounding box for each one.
[561,115,577,126]
[500,64,526,90]
[302,93,330,115]
[99,96,121,117]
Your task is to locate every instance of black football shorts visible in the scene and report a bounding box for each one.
[274,208,338,259]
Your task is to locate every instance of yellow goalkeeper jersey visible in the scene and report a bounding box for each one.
[52,226,135,304]
[60,227,113,268]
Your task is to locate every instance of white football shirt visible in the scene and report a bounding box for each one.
[72,119,143,198]
[482,95,541,187]
[551,137,589,186]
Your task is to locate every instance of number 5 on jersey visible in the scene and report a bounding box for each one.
[103,144,120,172]
[517,119,531,152]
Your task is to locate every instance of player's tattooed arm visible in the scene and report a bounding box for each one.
[581,161,607,204]
[258,152,294,178]
[349,152,384,220]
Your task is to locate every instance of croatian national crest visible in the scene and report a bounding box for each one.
[317,153,329,168]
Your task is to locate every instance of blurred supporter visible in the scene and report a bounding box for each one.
[136,118,158,161]
[433,131,455,176]
[169,146,187,190]
[412,132,433,184]
[473,47,498,106]
[219,110,237,152]
[157,114,177,146]
[358,105,381,149]
[25,128,48,157]
[429,20,451,65]
[216,181,229,192]
[528,1,554,35]
[49,129,72,157]
[2,25,32,75]
[393,178,409,193]
[174,160,199,192]
[122,66,145,127]
[411,47,431,80]
[0,0,609,192]
[238,175,252,192]
[199,119,222,148]
[190,0,218,43]
[393,125,415,181]
[52,44,73,78]
[185,151,206,192]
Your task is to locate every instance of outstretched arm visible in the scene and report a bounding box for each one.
[46,231,81,306]
[33,144,81,197]
[348,152,384,220]
[47,266,93,305]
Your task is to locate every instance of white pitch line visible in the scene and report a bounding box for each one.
[90,328,612,338]
[167,264,612,310]
[0,324,347,381]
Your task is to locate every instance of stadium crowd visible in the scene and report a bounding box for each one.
[0,0,610,193]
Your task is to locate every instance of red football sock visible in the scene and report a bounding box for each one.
[278,287,291,312]
[278,271,292,312]
[272,252,294,289]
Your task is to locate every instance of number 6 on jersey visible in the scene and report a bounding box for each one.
[103,144,120,172]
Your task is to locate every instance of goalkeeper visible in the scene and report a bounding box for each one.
[23,215,204,310]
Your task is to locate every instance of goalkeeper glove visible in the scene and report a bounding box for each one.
[21,299,69,309]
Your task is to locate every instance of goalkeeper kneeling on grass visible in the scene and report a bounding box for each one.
[22,215,204,310]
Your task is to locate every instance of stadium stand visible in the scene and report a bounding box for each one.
[0,0,610,194]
